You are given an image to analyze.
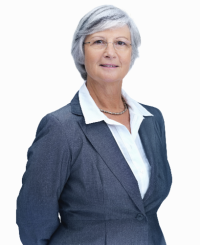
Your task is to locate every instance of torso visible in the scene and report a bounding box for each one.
[103,108,131,134]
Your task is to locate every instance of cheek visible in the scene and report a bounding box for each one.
[84,49,99,63]
[121,53,132,69]
[126,52,132,64]
[84,52,98,71]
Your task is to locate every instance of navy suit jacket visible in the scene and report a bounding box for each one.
[16,91,172,245]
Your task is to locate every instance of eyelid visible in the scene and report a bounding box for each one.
[115,40,127,44]
[93,40,106,43]
[92,38,106,42]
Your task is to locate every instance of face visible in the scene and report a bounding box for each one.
[84,25,132,85]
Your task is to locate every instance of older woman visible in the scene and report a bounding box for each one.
[16,5,172,245]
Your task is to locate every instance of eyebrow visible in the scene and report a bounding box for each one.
[90,35,130,40]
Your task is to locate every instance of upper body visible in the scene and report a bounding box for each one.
[16,4,172,245]
[79,81,153,199]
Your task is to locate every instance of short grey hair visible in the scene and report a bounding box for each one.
[71,5,141,80]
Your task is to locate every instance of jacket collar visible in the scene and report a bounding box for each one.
[78,81,153,125]
[71,91,83,116]
[70,91,157,215]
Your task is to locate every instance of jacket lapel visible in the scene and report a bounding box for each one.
[139,116,158,202]
[78,118,145,214]
[70,92,157,214]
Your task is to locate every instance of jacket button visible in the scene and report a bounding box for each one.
[136,213,144,221]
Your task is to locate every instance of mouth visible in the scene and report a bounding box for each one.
[100,64,119,68]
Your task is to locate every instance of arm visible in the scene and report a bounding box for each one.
[16,114,71,245]
[156,109,168,159]
[140,103,168,158]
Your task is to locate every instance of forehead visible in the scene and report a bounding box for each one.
[86,25,131,40]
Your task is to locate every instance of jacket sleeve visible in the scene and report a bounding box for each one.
[16,114,71,245]
[156,109,168,159]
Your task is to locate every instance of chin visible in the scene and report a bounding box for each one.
[87,72,123,84]
[105,77,122,83]
[97,74,122,83]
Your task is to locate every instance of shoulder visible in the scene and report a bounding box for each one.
[139,103,165,135]
[139,103,164,121]
[35,102,80,141]
[49,103,74,124]
[40,100,80,125]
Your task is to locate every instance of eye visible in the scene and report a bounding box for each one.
[116,41,127,46]
[93,40,105,45]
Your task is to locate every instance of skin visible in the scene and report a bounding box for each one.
[84,25,132,133]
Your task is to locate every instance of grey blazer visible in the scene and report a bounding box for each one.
[16,91,172,245]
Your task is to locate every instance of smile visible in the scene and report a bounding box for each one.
[100,64,118,68]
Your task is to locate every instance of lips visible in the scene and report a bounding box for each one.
[100,64,118,67]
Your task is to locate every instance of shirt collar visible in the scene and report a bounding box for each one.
[78,81,153,125]
[121,88,153,117]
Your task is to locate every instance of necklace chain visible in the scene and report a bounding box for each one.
[99,97,128,115]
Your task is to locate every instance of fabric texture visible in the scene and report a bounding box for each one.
[16,91,172,245]
[79,82,153,198]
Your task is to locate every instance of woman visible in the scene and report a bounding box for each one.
[16,5,172,245]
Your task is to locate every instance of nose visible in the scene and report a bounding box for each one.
[103,42,116,58]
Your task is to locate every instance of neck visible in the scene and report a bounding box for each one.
[86,77,124,112]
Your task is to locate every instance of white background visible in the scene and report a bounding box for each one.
[0,0,200,244]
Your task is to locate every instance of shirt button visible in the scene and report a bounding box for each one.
[135,213,144,221]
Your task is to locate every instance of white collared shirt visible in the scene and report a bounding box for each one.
[78,82,153,199]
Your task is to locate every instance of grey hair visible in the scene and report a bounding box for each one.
[71,5,141,80]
